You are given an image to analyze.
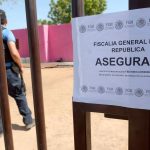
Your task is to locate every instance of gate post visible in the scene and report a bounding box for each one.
[129,0,150,9]
[128,109,150,150]
[25,0,47,150]
[72,0,150,150]
[72,0,84,17]
[0,20,14,150]
[128,1,150,149]
[73,102,91,150]
[72,1,91,150]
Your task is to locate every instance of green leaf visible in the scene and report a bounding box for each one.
[40,0,107,25]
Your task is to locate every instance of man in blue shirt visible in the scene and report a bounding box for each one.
[0,9,35,130]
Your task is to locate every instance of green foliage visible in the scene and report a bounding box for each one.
[38,19,52,25]
[48,0,71,24]
[39,0,106,25]
[85,0,106,15]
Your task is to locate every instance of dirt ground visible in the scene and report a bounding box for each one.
[0,66,128,150]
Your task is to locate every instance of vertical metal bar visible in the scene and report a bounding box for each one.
[128,1,150,150]
[72,0,84,17]
[0,21,14,149]
[24,0,47,150]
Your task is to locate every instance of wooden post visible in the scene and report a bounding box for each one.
[129,0,150,9]
[73,102,91,150]
[72,0,84,17]
[72,0,150,150]
[128,1,150,149]
[0,20,14,150]
[72,1,91,150]
[25,0,47,150]
[128,109,150,150]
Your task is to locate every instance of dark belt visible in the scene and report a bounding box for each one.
[6,62,13,69]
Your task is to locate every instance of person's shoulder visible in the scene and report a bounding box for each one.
[2,27,15,42]
[2,27,13,36]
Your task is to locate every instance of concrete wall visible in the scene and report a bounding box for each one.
[12,23,73,62]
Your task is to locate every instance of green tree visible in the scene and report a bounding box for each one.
[39,0,106,25]
[48,0,71,24]
[85,0,107,15]
[38,19,52,25]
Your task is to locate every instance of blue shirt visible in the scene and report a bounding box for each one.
[2,26,16,65]
[2,26,16,43]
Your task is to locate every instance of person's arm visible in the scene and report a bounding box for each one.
[7,41,23,73]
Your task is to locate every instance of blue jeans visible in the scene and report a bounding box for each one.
[6,68,32,125]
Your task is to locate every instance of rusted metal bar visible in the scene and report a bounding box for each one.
[24,0,47,150]
[72,0,84,17]
[0,20,14,149]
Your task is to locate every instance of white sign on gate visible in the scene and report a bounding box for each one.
[72,8,150,110]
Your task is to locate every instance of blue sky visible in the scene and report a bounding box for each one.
[0,0,128,30]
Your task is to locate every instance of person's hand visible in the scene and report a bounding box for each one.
[20,66,24,74]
